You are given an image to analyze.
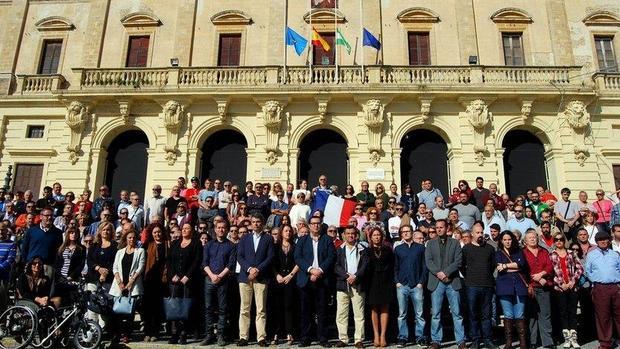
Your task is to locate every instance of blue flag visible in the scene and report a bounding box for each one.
[286,27,308,56]
[363,28,381,50]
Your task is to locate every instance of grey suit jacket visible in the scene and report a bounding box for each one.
[424,237,463,291]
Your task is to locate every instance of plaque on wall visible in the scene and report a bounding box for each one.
[261,167,281,178]
[366,168,385,180]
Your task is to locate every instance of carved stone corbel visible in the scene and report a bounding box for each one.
[363,99,385,166]
[315,96,330,123]
[419,96,433,121]
[562,100,591,166]
[118,100,131,124]
[520,99,534,121]
[261,100,284,165]
[465,99,492,166]
[65,101,90,164]
[161,100,185,165]
[214,98,230,122]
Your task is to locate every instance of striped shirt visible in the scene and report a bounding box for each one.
[0,240,16,281]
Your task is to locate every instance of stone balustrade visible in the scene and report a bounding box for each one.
[593,72,620,92]
[15,74,65,94]
[11,65,602,95]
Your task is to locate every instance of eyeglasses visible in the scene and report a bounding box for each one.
[309,222,321,225]
[327,229,336,232]
[370,212,378,215]
[84,240,93,244]
[596,193,604,196]
[554,237,565,242]
[224,184,231,187]
[120,211,128,215]
[514,210,523,213]
[395,208,403,211]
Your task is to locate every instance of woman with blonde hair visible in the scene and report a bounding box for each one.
[86,221,117,327]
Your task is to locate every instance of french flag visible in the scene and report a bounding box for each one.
[314,191,356,227]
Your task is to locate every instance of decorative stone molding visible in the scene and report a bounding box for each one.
[261,100,284,165]
[396,7,440,23]
[418,96,433,121]
[465,99,492,166]
[214,98,230,122]
[161,100,185,165]
[303,9,346,24]
[520,100,534,121]
[582,11,620,26]
[211,10,252,25]
[363,99,385,166]
[118,100,131,124]
[121,12,162,27]
[35,16,75,31]
[315,96,330,123]
[65,101,89,164]
[562,100,591,166]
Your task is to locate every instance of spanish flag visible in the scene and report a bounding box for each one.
[312,28,331,51]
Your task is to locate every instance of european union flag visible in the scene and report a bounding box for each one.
[363,28,381,50]
[286,27,308,56]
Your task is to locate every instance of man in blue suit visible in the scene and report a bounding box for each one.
[236,213,274,347]
[294,215,336,347]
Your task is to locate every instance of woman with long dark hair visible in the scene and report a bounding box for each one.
[17,256,51,307]
[495,230,528,349]
[270,224,299,344]
[142,223,169,342]
[52,227,85,307]
[365,227,394,347]
[166,223,201,344]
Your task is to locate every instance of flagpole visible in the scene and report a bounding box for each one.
[309,1,313,80]
[360,0,365,82]
[283,0,288,84]
[334,0,338,84]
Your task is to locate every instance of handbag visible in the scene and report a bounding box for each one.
[500,250,535,298]
[163,285,192,321]
[112,296,136,315]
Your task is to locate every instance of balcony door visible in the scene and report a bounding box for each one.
[502,33,524,66]
[218,34,241,66]
[595,36,617,72]
[313,33,335,66]
[408,32,430,65]
[126,36,149,67]
[38,39,63,74]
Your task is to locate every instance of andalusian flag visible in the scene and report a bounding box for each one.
[335,29,351,55]
[312,28,331,51]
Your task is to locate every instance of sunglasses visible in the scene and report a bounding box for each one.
[514,210,523,213]
[554,237,565,242]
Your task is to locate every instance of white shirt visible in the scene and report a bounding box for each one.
[289,203,311,227]
[311,238,320,270]
[482,214,506,236]
[127,205,145,230]
[585,225,599,245]
[144,195,167,224]
[218,191,232,209]
[252,232,261,252]
[433,207,449,220]
[345,244,361,275]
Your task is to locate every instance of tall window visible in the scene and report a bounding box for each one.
[311,0,336,8]
[38,39,63,74]
[408,32,430,65]
[595,36,617,72]
[218,34,241,66]
[312,32,335,65]
[502,33,524,66]
[125,36,150,67]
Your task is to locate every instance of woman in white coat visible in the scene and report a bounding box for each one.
[109,228,145,344]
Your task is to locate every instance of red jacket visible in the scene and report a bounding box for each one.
[523,247,554,288]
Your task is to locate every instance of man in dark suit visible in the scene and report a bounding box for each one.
[295,215,336,347]
[334,225,368,348]
[236,213,274,347]
[424,219,466,349]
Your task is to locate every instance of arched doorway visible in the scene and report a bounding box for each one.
[503,130,547,197]
[400,129,449,194]
[200,129,248,186]
[105,130,149,199]
[299,129,348,190]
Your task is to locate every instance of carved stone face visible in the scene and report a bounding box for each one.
[565,101,590,130]
[467,99,486,115]
[567,101,584,115]
[164,100,181,116]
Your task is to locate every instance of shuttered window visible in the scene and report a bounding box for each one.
[595,36,618,72]
[13,164,44,199]
[408,32,430,65]
[125,36,150,67]
[502,33,525,66]
[312,32,335,66]
[218,34,242,66]
[38,40,63,74]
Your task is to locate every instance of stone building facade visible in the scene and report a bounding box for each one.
[0,0,619,198]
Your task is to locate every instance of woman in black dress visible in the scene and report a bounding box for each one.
[142,223,169,342]
[166,223,201,345]
[87,222,118,328]
[270,224,300,344]
[365,227,394,348]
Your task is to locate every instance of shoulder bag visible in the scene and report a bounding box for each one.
[500,250,534,298]
[163,284,192,321]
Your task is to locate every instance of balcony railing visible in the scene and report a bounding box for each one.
[13,65,595,95]
[593,72,620,92]
[15,74,65,94]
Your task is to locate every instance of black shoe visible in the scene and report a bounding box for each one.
[320,342,331,348]
[168,337,179,345]
[299,341,312,347]
[238,338,248,346]
[335,341,347,347]
[485,341,498,349]
[217,336,227,346]
[179,334,187,345]
[200,336,216,345]
[397,339,407,348]
[258,339,269,347]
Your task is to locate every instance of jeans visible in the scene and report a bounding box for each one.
[465,286,493,344]
[204,278,228,337]
[498,294,526,319]
[527,287,554,347]
[430,282,465,344]
[396,285,425,341]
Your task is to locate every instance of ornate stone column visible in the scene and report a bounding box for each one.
[363,99,385,166]
[65,101,90,164]
[261,100,285,165]
[161,100,185,165]
[561,100,591,166]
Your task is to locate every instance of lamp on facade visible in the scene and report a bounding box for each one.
[170,58,179,67]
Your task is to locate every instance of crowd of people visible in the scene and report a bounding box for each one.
[2,175,620,349]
